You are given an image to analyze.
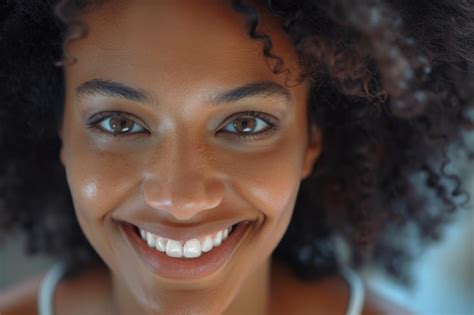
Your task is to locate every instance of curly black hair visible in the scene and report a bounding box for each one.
[1,0,473,285]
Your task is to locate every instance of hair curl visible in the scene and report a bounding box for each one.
[1,0,473,284]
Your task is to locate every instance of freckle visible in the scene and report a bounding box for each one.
[83,181,97,199]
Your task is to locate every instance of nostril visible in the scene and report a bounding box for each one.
[142,177,225,219]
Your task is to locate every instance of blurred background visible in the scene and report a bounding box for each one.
[363,135,474,315]
[1,140,473,314]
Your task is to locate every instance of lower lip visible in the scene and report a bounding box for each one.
[120,221,252,281]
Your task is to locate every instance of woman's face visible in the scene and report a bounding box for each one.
[59,0,321,313]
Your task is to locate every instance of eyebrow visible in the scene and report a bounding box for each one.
[75,78,293,106]
[75,79,153,103]
[209,81,292,105]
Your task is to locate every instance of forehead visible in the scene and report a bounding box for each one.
[64,0,301,103]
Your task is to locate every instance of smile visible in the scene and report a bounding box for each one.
[120,220,253,280]
[138,225,233,259]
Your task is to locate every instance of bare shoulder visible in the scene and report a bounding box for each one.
[51,263,116,315]
[0,263,114,315]
[363,288,413,315]
[269,260,413,315]
[0,272,45,315]
[269,260,350,315]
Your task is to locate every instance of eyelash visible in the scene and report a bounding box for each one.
[217,111,278,140]
[86,111,147,140]
[85,111,279,141]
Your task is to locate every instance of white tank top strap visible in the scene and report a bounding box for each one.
[333,234,365,315]
[38,261,67,315]
[340,264,365,315]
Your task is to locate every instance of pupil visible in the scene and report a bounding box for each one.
[235,117,255,133]
[110,116,132,133]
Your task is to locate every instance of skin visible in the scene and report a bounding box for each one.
[0,2,414,313]
[58,0,321,314]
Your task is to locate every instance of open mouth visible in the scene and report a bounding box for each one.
[120,220,252,280]
[133,223,239,259]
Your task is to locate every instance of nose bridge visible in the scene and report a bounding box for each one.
[142,130,224,220]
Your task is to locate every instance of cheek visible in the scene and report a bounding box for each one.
[217,134,307,266]
[62,132,146,264]
[225,133,306,220]
[62,124,143,231]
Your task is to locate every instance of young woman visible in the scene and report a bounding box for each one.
[0,0,472,314]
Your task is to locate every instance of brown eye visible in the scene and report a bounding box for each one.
[88,112,147,136]
[232,116,257,133]
[108,115,135,133]
[219,111,277,140]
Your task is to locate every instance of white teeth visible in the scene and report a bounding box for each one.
[155,237,167,252]
[183,239,201,258]
[201,235,214,252]
[166,240,183,258]
[213,230,223,246]
[146,232,157,247]
[138,225,235,259]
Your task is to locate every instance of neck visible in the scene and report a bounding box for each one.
[111,258,271,315]
[223,258,270,315]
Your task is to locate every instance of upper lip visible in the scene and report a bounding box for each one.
[120,219,247,241]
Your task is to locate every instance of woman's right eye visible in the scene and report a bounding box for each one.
[86,111,148,137]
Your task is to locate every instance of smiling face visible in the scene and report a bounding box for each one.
[59,0,321,313]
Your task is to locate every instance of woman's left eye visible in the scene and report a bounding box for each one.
[86,111,147,137]
[218,111,278,140]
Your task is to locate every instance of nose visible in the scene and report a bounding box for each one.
[141,136,225,221]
